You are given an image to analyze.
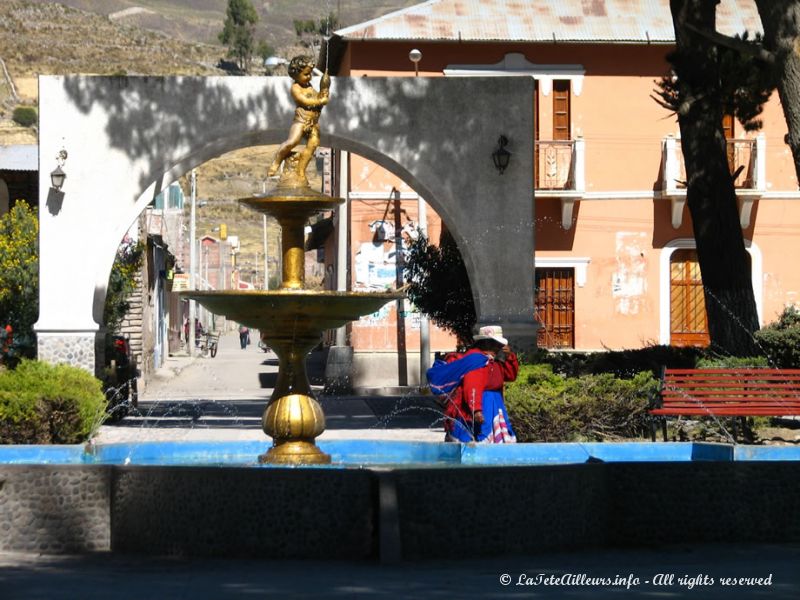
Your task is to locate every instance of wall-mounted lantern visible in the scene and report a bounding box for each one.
[492,136,511,174]
[50,149,68,190]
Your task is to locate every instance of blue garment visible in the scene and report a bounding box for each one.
[427,353,489,395]
[448,390,516,443]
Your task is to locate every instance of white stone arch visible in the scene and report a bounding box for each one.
[659,238,763,344]
[38,75,537,370]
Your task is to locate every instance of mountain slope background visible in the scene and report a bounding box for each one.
[18,0,419,56]
[1,0,416,285]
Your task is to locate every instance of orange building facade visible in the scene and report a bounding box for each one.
[324,0,799,375]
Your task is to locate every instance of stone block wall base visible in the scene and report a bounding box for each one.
[36,331,99,374]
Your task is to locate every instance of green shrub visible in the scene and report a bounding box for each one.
[11,106,37,128]
[0,360,106,444]
[505,364,657,442]
[533,345,701,379]
[695,355,769,368]
[753,307,800,368]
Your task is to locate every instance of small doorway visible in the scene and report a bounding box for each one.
[535,267,575,348]
[669,249,709,347]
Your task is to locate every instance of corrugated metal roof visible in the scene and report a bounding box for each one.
[335,0,762,43]
[0,145,37,171]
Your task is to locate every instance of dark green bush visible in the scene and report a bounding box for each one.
[695,355,769,368]
[11,106,37,128]
[753,307,800,368]
[533,344,701,379]
[0,360,106,444]
[505,364,657,442]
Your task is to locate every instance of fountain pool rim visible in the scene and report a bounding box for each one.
[2,440,798,467]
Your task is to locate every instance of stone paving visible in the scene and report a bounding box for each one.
[93,332,445,445]
[2,543,798,599]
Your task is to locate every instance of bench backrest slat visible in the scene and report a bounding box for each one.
[653,368,800,416]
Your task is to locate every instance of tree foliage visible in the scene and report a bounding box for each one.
[0,201,38,356]
[293,19,317,37]
[256,39,275,62]
[404,230,476,348]
[654,31,777,132]
[103,238,144,334]
[318,12,338,36]
[218,0,259,72]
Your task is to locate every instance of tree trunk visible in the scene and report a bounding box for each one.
[755,0,800,185]
[670,0,760,355]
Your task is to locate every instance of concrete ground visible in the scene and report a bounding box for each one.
[94,331,445,445]
[7,333,798,598]
[1,543,798,599]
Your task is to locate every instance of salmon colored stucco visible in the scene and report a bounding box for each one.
[327,1,800,360]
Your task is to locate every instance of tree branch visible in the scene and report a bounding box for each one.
[686,22,776,63]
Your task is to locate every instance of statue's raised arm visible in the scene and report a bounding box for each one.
[268,55,330,189]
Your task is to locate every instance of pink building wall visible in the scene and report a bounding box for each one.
[335,39,800,352]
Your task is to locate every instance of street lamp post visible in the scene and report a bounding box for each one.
[188,169,197,355]
[268,215,269,290]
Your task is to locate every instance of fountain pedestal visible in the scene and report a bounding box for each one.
[183,187,401,464]
[259,332,328,464]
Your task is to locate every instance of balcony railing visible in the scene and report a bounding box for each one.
[535,139,585,192]
[662,134,765,228]
[535,138,585,230]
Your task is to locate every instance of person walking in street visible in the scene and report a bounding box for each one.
[238,324,250,350]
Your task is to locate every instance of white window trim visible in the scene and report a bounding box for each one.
[659,239,763,344]
[535,257,591,287]
[444,52,584,96]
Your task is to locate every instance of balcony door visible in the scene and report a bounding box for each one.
[553,80,571,141]
[537,80,572,189]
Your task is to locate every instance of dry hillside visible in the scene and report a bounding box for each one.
[0,2,222,78]
[19,0,421,49]
[0,0,413,282]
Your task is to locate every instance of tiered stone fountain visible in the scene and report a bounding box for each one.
[183,61,400,464]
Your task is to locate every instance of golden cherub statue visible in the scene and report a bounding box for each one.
[268,55,331,188]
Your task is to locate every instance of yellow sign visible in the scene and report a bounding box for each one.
[172,273,189,291]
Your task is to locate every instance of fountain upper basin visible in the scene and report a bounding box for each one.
[180,289,402,332]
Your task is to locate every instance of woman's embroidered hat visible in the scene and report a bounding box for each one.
[473,325,507,346]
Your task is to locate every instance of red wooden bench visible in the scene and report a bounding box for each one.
[649,368,800,441]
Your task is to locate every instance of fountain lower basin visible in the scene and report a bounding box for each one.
[3,441,800,559]
[4,440,800,466]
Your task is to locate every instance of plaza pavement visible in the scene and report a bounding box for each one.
[93,331,445,445]
[4,333,799,598]
[1,543,798,599]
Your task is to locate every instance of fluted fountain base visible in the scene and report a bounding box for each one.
[259,441,331,465]
[260,392,330,464]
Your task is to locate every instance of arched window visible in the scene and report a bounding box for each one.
[669,249,709,347]
[661,241,760,346]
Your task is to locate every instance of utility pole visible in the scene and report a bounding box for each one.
[268,215,269,290]
[188,169,197,355]
[335,150,349,346]
[418,196,430,387]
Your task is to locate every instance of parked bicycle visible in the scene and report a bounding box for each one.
[199,332,219,358]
